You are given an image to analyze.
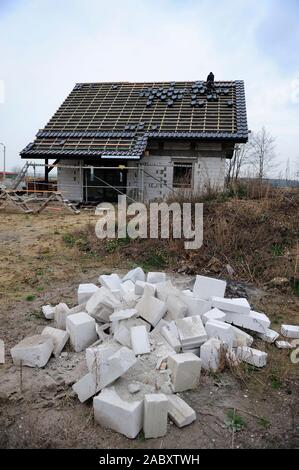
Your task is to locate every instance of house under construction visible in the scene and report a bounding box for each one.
[20,74,248,202]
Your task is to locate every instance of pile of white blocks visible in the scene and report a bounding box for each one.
[8,269,298,440]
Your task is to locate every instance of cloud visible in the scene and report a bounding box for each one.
[0,0,298,175]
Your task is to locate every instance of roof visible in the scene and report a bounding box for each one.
[20,79,248,160]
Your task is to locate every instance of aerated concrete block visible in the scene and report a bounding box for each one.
[0,340,5,364]
[110,308,137,322]
[54,303,71,330]
[86,286,121,322]
[275,340,295,349]
[144,394,168,438]
[257,328,279,343]
[99,273,122,291]
[167,353,202,392]
[281,324,299,339]
[66,312,97,352]
[73,346,137,402]
[136,291,166,327]
[236,346,267,368]
[166,295,187,320]
[175,315,207,349]
[211,297,250,315]
[41,326,69,357]
[168,394,196,428]
[77,283,99,304]
[202,308,226,325]
[135,280,156,296]
[224,310,270,333]
[147,272,166,284]
[10,335,54,368]
[161,324,181,352]
[130,325,150,355]
[42,305,55,320]
[122,267,145,283]
[231,325,253,347]
[205,319,235,348]
[181,290,212,317]
[200,338,222,372]
[94,387,143,439]
[193,275,226,301]
[155,281,177,302]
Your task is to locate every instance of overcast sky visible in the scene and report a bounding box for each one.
[0,0,298,175]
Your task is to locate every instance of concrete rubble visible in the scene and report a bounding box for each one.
[0,339,5,364]
[9,268,292,440]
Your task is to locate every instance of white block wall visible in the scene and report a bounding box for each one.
[57,159,83,202]
[127,154,226,201]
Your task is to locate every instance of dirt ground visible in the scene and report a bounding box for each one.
[0,208,298,449]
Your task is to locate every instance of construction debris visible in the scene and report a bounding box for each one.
[0,340,5,364]
[11,335,53,367]
[9,269,292,440]
[281,324,299,339]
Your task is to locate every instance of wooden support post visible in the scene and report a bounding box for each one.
[45,159,49,183]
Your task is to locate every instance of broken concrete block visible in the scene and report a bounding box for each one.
[74,346,137,403]
[168,394,196,428]
[275,340,295,349]
[144,394,168,438]
[257,328,279,343]
[135,280,156,296]
[211,297,250,315]
[10,335,53,368]
[236,346,267,368]
[54,303,71,330]
[41,326,69,357]
[167,353,201,392]
[77,283,99,304]
[161,324,181,353]
[155,280,176,302]
[113,317,150,348]
[136,291,166,327]
[202,308,226,325]
[128,383,142,394]
[122,267,145,283]
[130,325,150,355]
[120,280,138,307]
[182,347,201,356]
[0,340,5,364]
[99,273,122,291]
[166,295,187,320]
[109,308,137,322]
[147,272,166,284]
[200,338,222,371]
[232,325,253,347]
[94,387,143,439]
[86,286,121,323]
[281,324,299,339]
[205,319,235,348]
[175,315,207,349]
[69,303,87,314]
[193,275,226,301]
[181,290,212,317]
[224,310,270,333]
[42,305,55,320]
[66,312,97,352]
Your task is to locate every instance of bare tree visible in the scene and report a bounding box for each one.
[248,127,276,179]
[226,143,250,183]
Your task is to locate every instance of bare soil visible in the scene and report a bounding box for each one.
[0,208,298,449]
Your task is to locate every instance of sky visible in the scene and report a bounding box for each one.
[0,0,298,176]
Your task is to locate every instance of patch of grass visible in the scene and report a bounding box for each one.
[62,233,76,247]
[139,248,168,271]
[269,373,282,389]
[271,244,284,257]
[36,286,44,292]
[106,237,130,253]
[226,409,246,432]
[25,294,35,301]
[258,417,271,429]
